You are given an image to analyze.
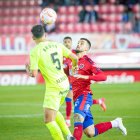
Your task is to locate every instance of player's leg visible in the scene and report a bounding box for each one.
[44,108,64,140]
[83,118,127,137]
[93,98,106,111]
[65,85,73,127]
[56,90,75,140]
[43,92,65,140]
[73,113,85,140]
[73,94,92,140]
[56,111,75,140]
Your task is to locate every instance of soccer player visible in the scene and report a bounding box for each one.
[63,36,107,127]
[70,38,127,140]
[63,36,74,127]
[26,25,78,140]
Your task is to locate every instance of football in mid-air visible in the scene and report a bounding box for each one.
[40,8,57,25]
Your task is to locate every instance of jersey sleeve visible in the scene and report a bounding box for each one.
[90,63,102,74]
[30,48,39,70]
[89,61,106,81]
[61,44,71,58]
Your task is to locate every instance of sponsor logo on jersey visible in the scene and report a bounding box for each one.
[79,64,84,69]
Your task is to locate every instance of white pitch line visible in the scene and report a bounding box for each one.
[0,103,66,108]
[0,103,42,106]
[0,114,43,118]
[0,113,140,119]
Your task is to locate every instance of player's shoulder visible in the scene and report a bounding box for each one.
[83,55,95,65]
[49,40,63,46]
[30,46,37,54]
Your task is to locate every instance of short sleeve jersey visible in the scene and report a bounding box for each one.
[30,41,71,91]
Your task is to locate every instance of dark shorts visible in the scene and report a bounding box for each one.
[70,84,72,90]
[74,93,94,129]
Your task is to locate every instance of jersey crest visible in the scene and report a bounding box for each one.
[79,64,84,69]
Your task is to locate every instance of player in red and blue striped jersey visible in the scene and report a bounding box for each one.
[63,37,106,127]
[71,38,127,140]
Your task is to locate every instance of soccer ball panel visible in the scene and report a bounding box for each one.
[40,8,57,25]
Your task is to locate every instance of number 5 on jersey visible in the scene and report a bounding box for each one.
[51,52,61,70]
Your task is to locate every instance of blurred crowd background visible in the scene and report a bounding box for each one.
[0,0,140,34]
[0,0,140,85]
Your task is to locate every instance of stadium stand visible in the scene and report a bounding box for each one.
[0,0,139,34]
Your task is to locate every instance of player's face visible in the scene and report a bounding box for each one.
[63,39,72,50]
[76,40,89,51]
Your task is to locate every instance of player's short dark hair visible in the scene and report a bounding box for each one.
[80,38,91,49]
[63,36,72,41]
[31,25,45,38]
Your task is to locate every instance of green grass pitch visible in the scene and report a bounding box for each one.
[0,83,140,140]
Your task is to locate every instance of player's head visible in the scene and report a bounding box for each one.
[31,25,45,41]
[76,38,91,52]
[63,36,72,50]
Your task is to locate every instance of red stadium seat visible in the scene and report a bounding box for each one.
[90,23,99,32]
[75,6,83,14]
[74,23,83,32]
[82,23,91,32]
[132,4,140,13]
[0,1,3,7]
[108,5,117,13]
[66,23,75,32]
[0,18,3,25]
[125,22,132,32]
[116,5,125,13]
[34,7,42,15]
[108,23,116,32]
[2,17,10,25]
[99,5,108,13]
[107,14,122,22]
[67,6,77,14]
[116,23,123,32]
[18,8,27,16]
[67,15,79,23]
[57,15,67,23]
[1,26,9,34]
[11,8,19,16]
[11,17,18,25]
[98,23,109,32]
[4,0,12,7]
[11,0,19,7]
[0,9,2,16]
[58,6,66,14]
[58,24,67,33]
[3,9,11,16]
[94,5,99,12]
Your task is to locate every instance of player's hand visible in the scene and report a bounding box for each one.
[71,66,78,75]
[73,74,89,79]
[25,64,31,74]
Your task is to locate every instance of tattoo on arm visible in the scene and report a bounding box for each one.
[74,113,84,123]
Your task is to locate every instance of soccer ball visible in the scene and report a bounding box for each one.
[40,8,57,25]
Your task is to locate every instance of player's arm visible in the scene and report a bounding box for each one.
[26,49,39,77]
[68,52,78,68]
[74,61,107,81]
[62,45,78,73]
[26,64,38,77]
[74,69,106,81]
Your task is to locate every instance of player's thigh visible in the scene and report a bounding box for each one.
[74,113,85,123]
[74,94,93,119]
[66,90,73,99]
[84,124,95,138]
[43,91,62,111]
[44,108,57,123]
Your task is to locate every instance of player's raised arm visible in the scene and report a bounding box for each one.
[68,52,78,69]
[62,44,78,74]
